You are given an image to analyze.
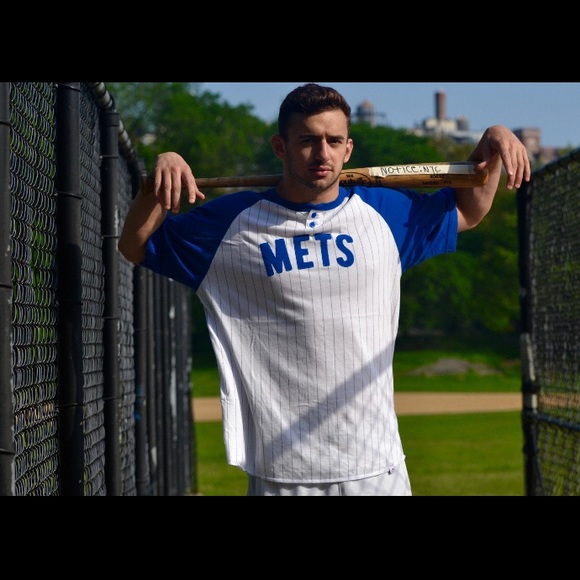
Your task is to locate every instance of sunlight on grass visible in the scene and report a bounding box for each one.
[399,412,525,496]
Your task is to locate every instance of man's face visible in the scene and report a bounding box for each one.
[273,109,354,194]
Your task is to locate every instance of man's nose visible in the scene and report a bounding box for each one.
[313,141,330,161]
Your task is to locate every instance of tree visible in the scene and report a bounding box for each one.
[106,82,275,183]
[457,190,520,334]
[348,123,442,168]
[399,188,520,339]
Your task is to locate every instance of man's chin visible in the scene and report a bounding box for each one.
[307,175,339,190]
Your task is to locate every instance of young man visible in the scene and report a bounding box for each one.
[119,83,531,496]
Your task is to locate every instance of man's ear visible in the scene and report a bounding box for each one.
[344,138,354,163]
[271,134,286,160]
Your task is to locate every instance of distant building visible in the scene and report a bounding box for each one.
[355,99,386,127]
[513,128,561,167]
[357,90,564,168]
[409,90,484,144]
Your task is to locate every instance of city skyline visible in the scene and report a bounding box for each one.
[200,82,580,150]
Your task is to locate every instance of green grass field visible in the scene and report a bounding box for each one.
[191,340,525,496]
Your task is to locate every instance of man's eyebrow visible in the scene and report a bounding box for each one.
[298,132,346,140]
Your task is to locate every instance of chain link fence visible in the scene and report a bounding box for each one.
[0,82,196,496]
[519,147,580,495]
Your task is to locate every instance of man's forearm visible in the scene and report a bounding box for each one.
[118,187,167,264]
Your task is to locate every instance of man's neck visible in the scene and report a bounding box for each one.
[275,179,340,205]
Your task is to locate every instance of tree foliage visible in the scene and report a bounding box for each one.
[107,82,276,181]
[348,123,442,167]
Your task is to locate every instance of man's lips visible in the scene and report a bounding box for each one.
[310,167,332,177]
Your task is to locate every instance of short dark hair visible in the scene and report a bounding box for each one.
[277,83,352,139]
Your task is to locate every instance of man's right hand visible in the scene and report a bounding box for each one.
[147,152,205,214]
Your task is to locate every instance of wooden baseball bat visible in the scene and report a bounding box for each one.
[192,161,488,189]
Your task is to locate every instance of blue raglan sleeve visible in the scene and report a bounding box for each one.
[354,186,458,272]
[141,190,261,291]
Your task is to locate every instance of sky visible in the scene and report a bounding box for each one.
[200,82,580,150]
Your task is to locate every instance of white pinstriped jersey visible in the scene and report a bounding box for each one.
[142,185,458,483]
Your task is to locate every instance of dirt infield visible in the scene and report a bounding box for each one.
[193,358,523,422]
[192,392,522,422]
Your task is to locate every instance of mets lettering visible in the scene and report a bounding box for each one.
[260,233,355,277]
